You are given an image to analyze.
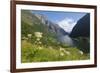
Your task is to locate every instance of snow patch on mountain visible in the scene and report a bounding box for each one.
[57,18,77,33]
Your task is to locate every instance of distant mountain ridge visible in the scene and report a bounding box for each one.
[70,13,90,38]
[21,10,71,45]
[21,10,90,47]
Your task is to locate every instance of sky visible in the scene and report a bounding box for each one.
[32,10,88,33]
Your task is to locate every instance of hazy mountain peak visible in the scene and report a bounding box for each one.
[57,18,77,33]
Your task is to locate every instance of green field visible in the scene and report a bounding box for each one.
[21,39,89,63]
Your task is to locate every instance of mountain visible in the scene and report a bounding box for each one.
[48,23,74,46]
[70,13,90,38]
[69,13,90,53]
[57,18,76,33]
[21,10,69,35]
[21,10,73,46]
[21,10,47,37]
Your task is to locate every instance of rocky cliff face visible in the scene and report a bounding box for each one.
[21,10,71,45]
[70,13,90,38]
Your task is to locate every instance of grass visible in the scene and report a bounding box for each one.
[21,40,89,63]
[21,10,90,63]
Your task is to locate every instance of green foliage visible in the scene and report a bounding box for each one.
[21,10,90,63]
[21,40,89,63]
[73,37,90,53]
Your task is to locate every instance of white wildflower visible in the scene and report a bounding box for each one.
[60,52,64,56]
[49,47,53,50]
[34,32,43,38]
[59,47,70,55]
[38,46,43,50]
[39,41,42,44]
[22,37,28,40]
[65,51,70,55]
[79,50,83,55]
[59,47,64,51]
[27,34,32,38]
[36,38,40,41]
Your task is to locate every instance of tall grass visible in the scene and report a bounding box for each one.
[21,40,89,63]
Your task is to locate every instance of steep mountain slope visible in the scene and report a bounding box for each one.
[21,10,56,46]
[69,13,90,53]
[70,13,90,37]
[21,10,48,37]
[21,10,71,46]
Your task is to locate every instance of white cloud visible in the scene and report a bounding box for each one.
[57,18,77,33]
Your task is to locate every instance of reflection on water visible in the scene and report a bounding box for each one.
[58,34,90,53]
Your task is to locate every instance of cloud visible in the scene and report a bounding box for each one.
[57,18,77,33]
